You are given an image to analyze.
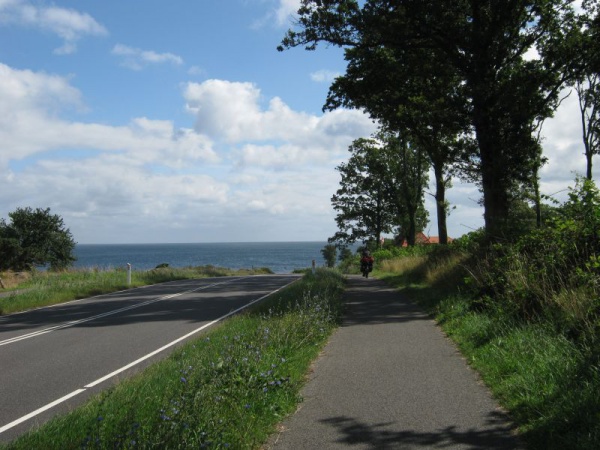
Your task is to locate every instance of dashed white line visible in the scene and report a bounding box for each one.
[0,279,239,347]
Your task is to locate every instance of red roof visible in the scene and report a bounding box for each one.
[401,233,453,246]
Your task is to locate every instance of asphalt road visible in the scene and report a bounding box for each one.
[267,276,523,449]
[0,274,299,444]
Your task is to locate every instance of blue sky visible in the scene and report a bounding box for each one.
[0,0,593,244]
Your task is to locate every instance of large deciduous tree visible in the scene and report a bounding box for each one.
[575,1,600,180]
[280,0,577,242]
[329,130,428,247]
[330,136,396,246]
[324,40,468,244]
[0,207,76,271]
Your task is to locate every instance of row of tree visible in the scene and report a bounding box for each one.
[279,0,600,246]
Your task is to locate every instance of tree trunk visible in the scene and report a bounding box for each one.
[433,161,448,244]
[473,108,511,242]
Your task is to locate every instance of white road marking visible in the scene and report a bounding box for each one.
[0,279,239,347]
[0,390,86,434]
[0,277,298,435]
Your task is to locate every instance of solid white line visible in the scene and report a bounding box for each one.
[0,277,298,435]
[0,279,239,347]
[0,389,87,434]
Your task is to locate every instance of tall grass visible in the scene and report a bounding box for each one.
[2,269,345,449]
[376,244,600,449]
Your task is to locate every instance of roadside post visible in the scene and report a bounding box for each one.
[127,263,132,286]
[312,259,316,275]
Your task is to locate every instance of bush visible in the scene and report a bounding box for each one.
[463,178,600,336]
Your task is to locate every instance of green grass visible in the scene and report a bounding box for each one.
[0,266,274,315]
[376,253,600,450]
[2,269,346,449]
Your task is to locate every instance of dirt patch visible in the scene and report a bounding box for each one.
[0,271,32,289]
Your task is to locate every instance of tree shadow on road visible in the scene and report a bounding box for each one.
[341,277,433,327]
[319,411,523,449]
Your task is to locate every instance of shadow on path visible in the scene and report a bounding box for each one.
[342,278,431,327]
[320,411,521,449]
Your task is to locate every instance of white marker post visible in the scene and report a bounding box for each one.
[126,263,132,286]
[312,259,316,275]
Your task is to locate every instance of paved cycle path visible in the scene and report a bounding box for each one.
[268,276,523,449]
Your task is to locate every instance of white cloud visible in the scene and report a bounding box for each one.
[251,0,300,29]
[0,0,107,54]
[112,44,184,70]
[0,63,218,168]
[540,89,590,188]
[183,79,375,150]
[310,69,340,83]
[1,58,593,244]
[0,63,381,243]
[274,0,300,26]
[188,65,205,76]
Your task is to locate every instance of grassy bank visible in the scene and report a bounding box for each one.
[375,245,599,450]
[0,266,273,315]
[2,269,345,449]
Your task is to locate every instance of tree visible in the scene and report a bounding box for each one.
[280,0,577,241]
[329,136,396,246]
[324,28,469,245]
[577,74,600,180]
[321,244,337,268]
[385,131,429,246]
[329,130,428,247]
[574,1,600,180]
[0,207,76,271]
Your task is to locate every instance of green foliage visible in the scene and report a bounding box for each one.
[320,244,337,268]
[329,134,398,245]
[377,221,600,449]
[463,178,600,330]
[372,243,434,262]
[4,270,346,450]
[0,207,76,271]
[329,129,429,247]
[280,0,578,242]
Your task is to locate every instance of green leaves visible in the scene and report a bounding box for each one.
[330,130,429,246]
[0,207,76,271]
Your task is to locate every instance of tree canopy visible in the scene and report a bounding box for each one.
[280,0,580,242]
[329,130,428,247]
[0,207,76,271]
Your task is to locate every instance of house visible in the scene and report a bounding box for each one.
[401,232,453,247]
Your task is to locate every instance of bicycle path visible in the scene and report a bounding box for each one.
[267,276,523,449]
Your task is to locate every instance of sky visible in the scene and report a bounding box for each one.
[0,0,595,244]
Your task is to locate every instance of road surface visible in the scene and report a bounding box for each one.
[0,275,299,444]
[267,276,523,449]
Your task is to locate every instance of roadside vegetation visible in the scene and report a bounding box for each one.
[369,179,600,450]
[0,265,273,316]
[2,269,345,450]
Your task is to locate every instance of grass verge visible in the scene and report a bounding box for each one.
[2,268,345,449]
[0,266,273,316]
[376,252,600,450]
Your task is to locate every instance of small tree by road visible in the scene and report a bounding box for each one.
[0,207,76,271]
[321,244,337,268]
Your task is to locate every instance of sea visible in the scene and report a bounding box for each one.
[72,242,339,274]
